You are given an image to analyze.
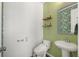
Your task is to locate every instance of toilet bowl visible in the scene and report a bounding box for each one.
[33,40,51,57]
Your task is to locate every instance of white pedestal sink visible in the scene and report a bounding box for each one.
[55,41,77,57]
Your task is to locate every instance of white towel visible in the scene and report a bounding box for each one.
[71,8,78,34]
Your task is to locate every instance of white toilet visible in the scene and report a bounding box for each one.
[33,40,51,57]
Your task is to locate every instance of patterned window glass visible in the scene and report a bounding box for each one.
[57,3,77,34]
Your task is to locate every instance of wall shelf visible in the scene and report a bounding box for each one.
[43,16,52,28]
[43,16,52,20]
[43,23,52,28]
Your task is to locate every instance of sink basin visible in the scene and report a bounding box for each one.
[55,41,77,57]
[55,41,77,51]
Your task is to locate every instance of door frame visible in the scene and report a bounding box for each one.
[0,2,2,57]
[1,2,3,57]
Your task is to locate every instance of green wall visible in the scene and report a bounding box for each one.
[43,2,77,57]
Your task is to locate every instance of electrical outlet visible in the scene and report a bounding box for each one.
[21,39,24,42]
[17,40,20,42]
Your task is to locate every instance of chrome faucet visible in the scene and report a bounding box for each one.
[64,38,70,42]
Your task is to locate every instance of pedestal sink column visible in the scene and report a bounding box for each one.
[62,49,70,57]
[55,41,77,57]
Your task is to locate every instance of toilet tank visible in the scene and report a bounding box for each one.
[43,40,51,49]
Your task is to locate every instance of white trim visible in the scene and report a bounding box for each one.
[78,2,79,57]
[58,3,77,12]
